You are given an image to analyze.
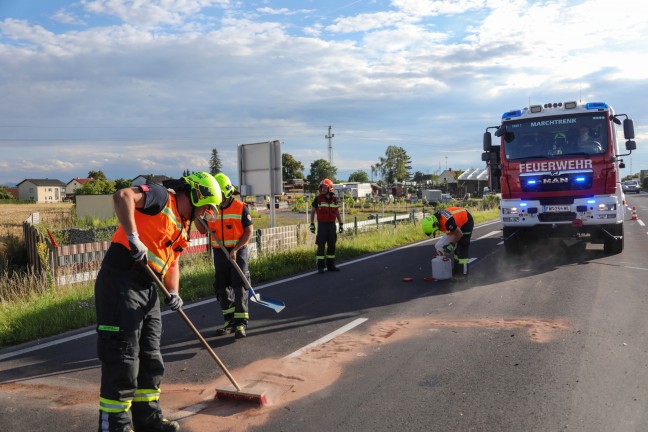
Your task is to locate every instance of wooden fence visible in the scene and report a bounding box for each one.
[23,211,420,287]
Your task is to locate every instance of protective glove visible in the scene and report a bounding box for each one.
[339,225,344,234]
[127,232,148,263]
[166,290,183,311]
[443,243,455,254]
[310,223,315,234]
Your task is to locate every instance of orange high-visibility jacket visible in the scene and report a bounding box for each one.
[112,192,189,276]
[437,207,469,233]
[208,199,247,248]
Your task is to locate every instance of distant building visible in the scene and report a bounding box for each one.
[17,179,66,203]
[457,168,489,196]
[66,177,94,199]
[131,174,172,186]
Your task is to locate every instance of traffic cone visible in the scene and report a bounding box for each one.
[631,206,638,220]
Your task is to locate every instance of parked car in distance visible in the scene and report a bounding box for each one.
[622,180,641,194]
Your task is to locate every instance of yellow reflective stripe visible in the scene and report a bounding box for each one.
[133,388,161,403]
[456,258,470,264]
[211,239,239,247]
[99,397,131,413]
[318,203,338,208]
[316,255,325,260]
[220,214,242,220]
[234,312,249,320]
[162,206,185,233]
[325,255,335,259]
[146,252,166,274]
[222,307,235,315]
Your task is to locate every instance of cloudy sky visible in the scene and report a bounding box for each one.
[1,0,646,186]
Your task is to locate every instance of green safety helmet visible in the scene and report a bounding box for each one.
[183,172,222,208]
[214,172,235,199]
[421,215,440,237]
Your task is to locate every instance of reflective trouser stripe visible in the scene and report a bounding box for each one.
[316,255,325,261]
[326,254,335,259]
[133,388,161,403]
[234,312,249,320]
[99,397,131,413]
[456,258,470,264]
[222,306,235,316]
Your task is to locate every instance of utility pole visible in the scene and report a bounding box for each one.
[325,125,334,164]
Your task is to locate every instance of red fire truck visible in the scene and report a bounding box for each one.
[482,100,636,254]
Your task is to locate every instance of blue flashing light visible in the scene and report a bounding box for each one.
[527,179,537,185]
[587,200,595,204]
[585,102,609,110]
[520,202,528,207]
[575,177,586,182]
[502,110,522,119]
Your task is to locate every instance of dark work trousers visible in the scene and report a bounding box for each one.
[453,213,474,273]
[316,222,338,270]
[95,265,165,432]
[212,245,250,328]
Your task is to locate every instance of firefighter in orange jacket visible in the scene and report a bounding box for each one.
[422,206,474,274]
[94,172,221,432]
[206,173,254,339]
[310,178,344,273]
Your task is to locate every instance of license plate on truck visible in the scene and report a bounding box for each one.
[544,205,570,212]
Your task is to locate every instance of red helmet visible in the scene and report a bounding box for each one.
[319,178,333,193]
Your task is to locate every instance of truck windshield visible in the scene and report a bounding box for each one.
[503,113,608,161]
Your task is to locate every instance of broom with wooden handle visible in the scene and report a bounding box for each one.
[142,264,267,405]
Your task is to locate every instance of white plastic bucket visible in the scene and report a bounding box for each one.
[431,256,452,280]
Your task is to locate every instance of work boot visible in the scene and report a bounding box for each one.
[215,321,233,336]
[235,324,247,339]
[136,418,179,432]
[327,265,340,272]
[317,268,325,274]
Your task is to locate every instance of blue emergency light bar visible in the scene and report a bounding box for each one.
[585,102,609,110]
[502,109,523,119]
[527,180,537,185]
[575,177,586,182]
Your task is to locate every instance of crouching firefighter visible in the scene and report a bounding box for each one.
[94,172,221,432]
[422,206,474,275]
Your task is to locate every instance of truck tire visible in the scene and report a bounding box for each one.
[503,227,524,254]
[603,223,624,254]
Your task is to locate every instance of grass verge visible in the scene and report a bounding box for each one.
[0,208,499,348]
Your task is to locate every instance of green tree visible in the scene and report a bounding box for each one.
[76,178,116,195]
[0,186,13,199]
[209,149,222,175]
[114,178,132,190]
[306,159,337,192]
[348,170,369,182]
[375,146,412,184]
[87,170,107,181]
[282,153,305,181]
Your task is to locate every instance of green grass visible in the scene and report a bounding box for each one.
[0,207,499,348]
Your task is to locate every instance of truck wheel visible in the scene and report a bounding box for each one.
[603,223,624,254]
[503,227,524,254]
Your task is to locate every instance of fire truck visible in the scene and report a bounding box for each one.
[481,100,637,254]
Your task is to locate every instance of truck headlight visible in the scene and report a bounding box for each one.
[597,203,616,211]
[502,208,518,215]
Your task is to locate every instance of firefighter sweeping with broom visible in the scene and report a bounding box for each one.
[422,206,474,275]
[94,172,221,432]
[204,173,254,339]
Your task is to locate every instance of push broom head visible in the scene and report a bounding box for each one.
[215,387,268,405]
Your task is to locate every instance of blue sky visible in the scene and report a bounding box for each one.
[1,0,647,186]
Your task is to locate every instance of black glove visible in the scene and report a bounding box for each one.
[443,243,455,254]
[310,223,315,234]
[339,225,344,234]
[127,233,148,263]
[166,290,183,311]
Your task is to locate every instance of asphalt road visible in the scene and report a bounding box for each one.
[1,194,647,432]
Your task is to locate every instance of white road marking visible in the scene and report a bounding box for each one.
[283,317,369,359]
